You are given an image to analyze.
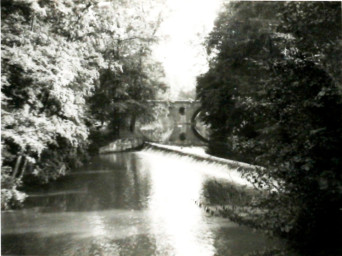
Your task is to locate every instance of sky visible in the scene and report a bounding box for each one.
[153,0,223,99]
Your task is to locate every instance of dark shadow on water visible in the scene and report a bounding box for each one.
[1,232,160,256]
[2,226,285,256]
[22,153,152,212]
[202,179,260,207]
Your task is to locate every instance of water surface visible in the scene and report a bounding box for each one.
[2,150,282,256]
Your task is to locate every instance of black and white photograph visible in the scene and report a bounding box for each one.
[1,0,342,255]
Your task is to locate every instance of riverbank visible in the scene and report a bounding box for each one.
[99,138,144,154]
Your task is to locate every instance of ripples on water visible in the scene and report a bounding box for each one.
[2,149,283,256]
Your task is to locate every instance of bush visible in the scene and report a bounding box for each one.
[1,167,26,210]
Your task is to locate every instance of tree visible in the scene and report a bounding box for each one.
[197,1,342,254]
[88,0,167,136]
[1,0,105,183]
[1,0,167,208]
[197,1,283,158]
[276,2,342,87]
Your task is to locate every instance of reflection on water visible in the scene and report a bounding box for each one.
[2,150,283,256]
[144,151,215,256]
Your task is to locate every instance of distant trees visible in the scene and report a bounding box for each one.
[197,1,342,254]
[1,0,166,208]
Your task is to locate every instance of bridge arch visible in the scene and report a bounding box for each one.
[191,108,209,143]
[137,100,209,146]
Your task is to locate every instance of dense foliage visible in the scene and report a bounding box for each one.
[197,1,342,254]
[87,0,166,136]
[1,0,166,209]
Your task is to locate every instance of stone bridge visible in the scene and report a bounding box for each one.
[136,100,209,146]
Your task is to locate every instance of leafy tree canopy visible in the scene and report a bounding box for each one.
[1,0,167,188]
[197,1,342,254]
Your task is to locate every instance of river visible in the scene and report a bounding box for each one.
[2,149,283,256]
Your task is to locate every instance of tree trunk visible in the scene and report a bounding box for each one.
[19,157,28,178]
[130,115,136,132]
[12,155,22,178]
